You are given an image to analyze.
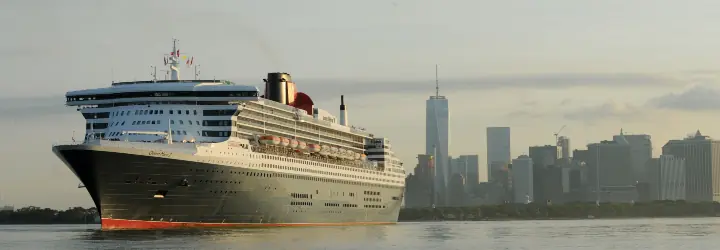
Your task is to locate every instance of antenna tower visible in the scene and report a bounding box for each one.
[435,64,439,97]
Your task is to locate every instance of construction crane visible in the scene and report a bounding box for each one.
[554,125,566,146]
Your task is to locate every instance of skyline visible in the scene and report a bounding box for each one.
[6,0,720,209]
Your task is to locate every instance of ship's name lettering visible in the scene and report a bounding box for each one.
[149,150,172,157]
[228,142,249,149]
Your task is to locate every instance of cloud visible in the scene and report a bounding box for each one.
[557,84,720,123]
[647,85,720,111]
[234,72,678,100]
[563,101,644,123]
[0,96,74,119]
[506,110,548,120]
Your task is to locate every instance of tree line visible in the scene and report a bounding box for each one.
[4,201,717,224]
[0,206,99,224]
[399,200,720,221]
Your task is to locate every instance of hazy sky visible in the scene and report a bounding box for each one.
[3,0,720,208]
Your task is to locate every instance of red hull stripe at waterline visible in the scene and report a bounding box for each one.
[101,218,396,230]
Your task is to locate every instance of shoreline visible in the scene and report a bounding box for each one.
[399,215,720,222]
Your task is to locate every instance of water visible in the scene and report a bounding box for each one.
[1,218,720,249]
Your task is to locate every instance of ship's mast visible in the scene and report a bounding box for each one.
[168,38,181,80]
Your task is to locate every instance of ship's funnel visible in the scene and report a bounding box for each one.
[264,72,297,105]
[340,95,348,126]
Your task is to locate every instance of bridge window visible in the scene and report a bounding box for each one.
[67,90,259,101]
[202,130,231,137]
[82,112,110,119]
[86,123,108,129]
[203,109,236,116]
[203,120,231,126]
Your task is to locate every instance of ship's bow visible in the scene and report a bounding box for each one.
[52,144,103,214]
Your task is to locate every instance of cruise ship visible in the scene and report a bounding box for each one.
[52,40,406,230]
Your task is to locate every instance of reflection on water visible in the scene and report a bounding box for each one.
[2,218,720,249]
[423,223,454,241]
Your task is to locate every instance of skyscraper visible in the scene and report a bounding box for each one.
[557,136,571,165]
[662,130,720,202]
[486,127,511,181]
[426,65,449,205]
[587,137,635,203]
[450,155,482,193]
[512,155,534,204]
[613,130,652,183]
[404,154,435,208]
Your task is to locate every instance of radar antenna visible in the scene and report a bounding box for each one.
[194,64,201,80]
[150,66,158,82]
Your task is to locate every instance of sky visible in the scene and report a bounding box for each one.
[3,0,720,208]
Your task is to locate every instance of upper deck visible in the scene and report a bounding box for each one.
[66,80,260,106]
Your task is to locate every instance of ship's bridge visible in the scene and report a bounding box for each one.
[365,137,405,176]
[65,80,260,107]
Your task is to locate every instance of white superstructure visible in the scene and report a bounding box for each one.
[64,39,405,188]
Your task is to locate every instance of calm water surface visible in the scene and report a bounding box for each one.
[2,218,720,249]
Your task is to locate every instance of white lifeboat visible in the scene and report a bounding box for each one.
[319,145,330,156]
[329,147,339,158]
[308,143,321,153]
[297,141,308,151]
[289,139,299,149]
[354,152,361,160]
[280,137,290,147]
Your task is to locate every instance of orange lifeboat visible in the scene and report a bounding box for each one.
[259,135,280,145]
[289,139,299,149]
[307,144,321,153]
[280,137,290,147]
[360,154,367,161]
[297,141,308,150]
